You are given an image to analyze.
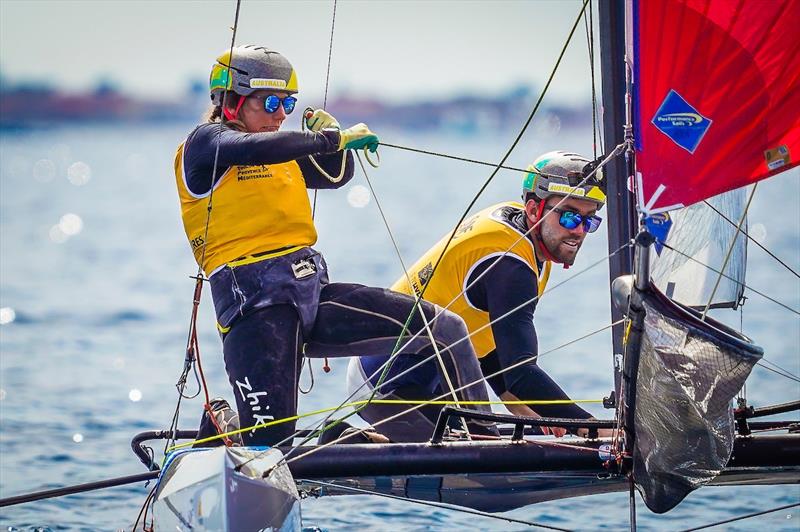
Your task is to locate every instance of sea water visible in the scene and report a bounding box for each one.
[0,123,798,530]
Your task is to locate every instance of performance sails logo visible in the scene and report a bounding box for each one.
[652,89,712,154]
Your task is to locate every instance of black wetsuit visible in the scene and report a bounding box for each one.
[351,208,591,441]
[180,123,495,446]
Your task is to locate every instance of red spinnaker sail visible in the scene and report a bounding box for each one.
[633,0,800,214]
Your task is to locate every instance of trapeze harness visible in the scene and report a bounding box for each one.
[174,122,346,335]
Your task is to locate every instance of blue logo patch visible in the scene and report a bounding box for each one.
[644,212,672,255]
[652,90,712,154]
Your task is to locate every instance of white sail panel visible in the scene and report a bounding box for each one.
[650,188,747,309]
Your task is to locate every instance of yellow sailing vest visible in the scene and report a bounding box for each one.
[174,142,317,274]
[391,202,551,358]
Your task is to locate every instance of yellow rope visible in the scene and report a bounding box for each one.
[166,398,603,451]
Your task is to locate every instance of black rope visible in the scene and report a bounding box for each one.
[301,479,574,531]
[702,199,799,279]
[379,142,530,174]
[678,502,800,532]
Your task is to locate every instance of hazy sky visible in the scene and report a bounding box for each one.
[0,0,598,104]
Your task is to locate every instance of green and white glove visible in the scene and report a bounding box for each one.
[305,108,340,132]
[339,123,379,153]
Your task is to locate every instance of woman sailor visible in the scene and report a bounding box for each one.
[174,45,495,446]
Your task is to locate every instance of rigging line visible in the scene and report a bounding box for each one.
[164,0,243,455]
[755,361,800,384]
[379,142,614,179]
[379,142,531,173]
[590,0,603,153]
[584,0,598,158]
[243,255,622,467]
[659,242,800,316]
[355,152,468,427]
[270,226,626,461]
[300,480,574,532]
[312,0,339,219]
[702,199,799,279]
[131,481,158,532]
[169,398,604,450]
[269,4,603,463]
[322,0,337,110]
[281,320,624,473]
[393,0,590,312]
[283,319,624,468]
[338,29,621,413]
[279,147,624,456]
[677,502,800,532]
[702,183,758,320]
[288,145,478,454]
[279,238,628,456]
[287,237,628,455]
[758,357,800,381]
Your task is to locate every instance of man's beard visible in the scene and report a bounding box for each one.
[541,232,581,265]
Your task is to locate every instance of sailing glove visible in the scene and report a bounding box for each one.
[338,123,379,153]
[305,108,340,132]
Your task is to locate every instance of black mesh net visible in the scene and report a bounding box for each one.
[632,289,762,513]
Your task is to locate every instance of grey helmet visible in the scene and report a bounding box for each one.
[521,151,606,208]
[209,45,298,105]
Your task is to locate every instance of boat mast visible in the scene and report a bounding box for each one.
[598,0,636,400]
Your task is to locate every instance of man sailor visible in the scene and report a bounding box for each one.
[347,151,608,441]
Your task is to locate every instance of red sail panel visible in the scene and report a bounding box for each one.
[634,0,800,213]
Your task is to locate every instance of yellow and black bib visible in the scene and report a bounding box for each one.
[391,202,551,358]
[175,142,317,274]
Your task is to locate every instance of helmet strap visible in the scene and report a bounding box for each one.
[533,200,570,270]
[223,95,247,122]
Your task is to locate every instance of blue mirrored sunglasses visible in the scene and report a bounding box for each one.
[261,94,297,114]
[545,205,602,233]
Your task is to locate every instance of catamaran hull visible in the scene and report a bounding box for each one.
[151,447,300,531]
[293,434,800,513]
[141,433,798,527]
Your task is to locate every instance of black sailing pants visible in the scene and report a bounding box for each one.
[222,282,494,446]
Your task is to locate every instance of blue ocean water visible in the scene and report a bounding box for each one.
[0,122,798,530]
